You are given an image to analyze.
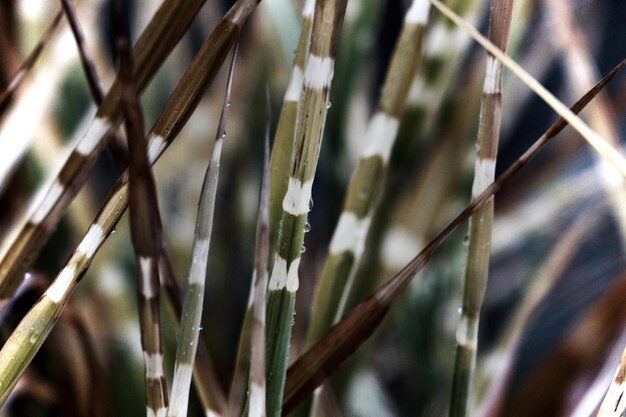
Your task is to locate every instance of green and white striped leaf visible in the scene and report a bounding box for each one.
[167,42,238,417]
[450,1,513,415]
[265,1,348,416]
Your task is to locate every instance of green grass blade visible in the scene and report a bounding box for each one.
[167,41,238,417]
[449,1,513,415]
[227,88,271,417]
[265,1,348,416]
[268,0,315,260]
[160,249,228,415]
[307,0,431,346]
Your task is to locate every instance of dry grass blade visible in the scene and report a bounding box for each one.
[167,40,238,417]
[281,61,625,414]
[0,9,63,114]
[60,0,127,168]
[60,0,104,103]
[120,18,169,417]
[428,0,626,179]
[597,347,626,417]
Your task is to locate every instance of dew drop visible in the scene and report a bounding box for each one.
[24,272,32,281]
[303,222,311,233]
[457,306,463,315]
[300,245,306,254]
[326,101,332,109]
[308,198,314,211]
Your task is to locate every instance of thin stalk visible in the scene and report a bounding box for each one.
[268,0,315,259]
[120,29,169,417]
[159,250,228,415]
[60,0,128,169]
[429,0,626,179]
[596,347,626,417]
[281,62,625,413]
[449,1,513,416]
[307,0,431,345]
[0,0,259,406]
[227,88,271,417]
[234,0,315,405]
[167,42,238,417]
[265,0,348,416]
[0,9,63,113]
[248,132,271,417]
[0,0,208,307]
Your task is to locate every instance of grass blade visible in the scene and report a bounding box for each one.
[268,0,315,259]
[596,346,626,417]
[159,249,227,415]
[60,0,128,169]
[227,87,271,417]
[281,61,625,414]
[307,0,431,346]
[449,1,513,415]
[0,9,63,114]
[265,1,348,415]
[248,119,271,417]
[120,20,169,417]
[167,40,238,417]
